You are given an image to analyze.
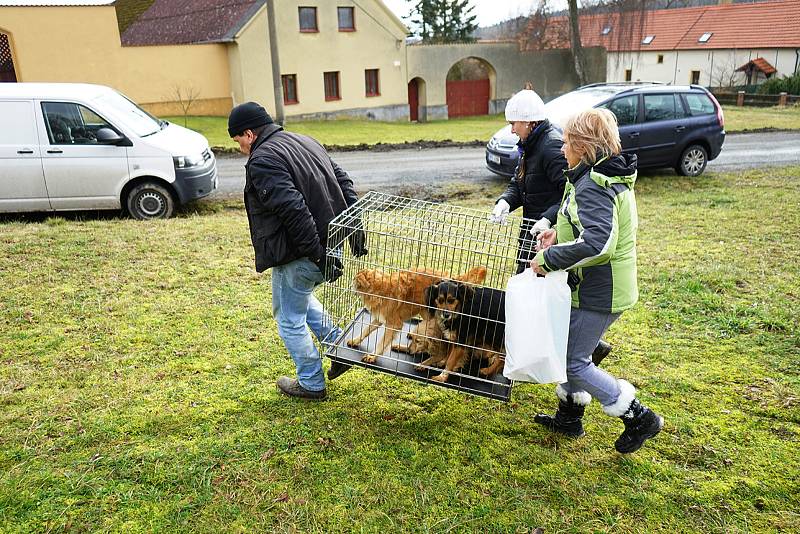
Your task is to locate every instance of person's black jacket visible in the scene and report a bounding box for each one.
[497,120,568,272]
[244,124,357,273]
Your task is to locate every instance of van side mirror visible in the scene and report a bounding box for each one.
[96,127,128,145]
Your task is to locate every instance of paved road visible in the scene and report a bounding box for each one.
[212,131,800,198]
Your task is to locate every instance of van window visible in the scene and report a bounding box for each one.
[95,91,161,137]
[0,101,37,144]
[602,95,639,126]
[683,93,715,116]
[644,94,681,122]
[42,102,118,145]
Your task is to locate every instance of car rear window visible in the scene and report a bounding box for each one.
[683,93,716,116]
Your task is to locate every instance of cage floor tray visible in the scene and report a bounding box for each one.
[325,308,512,402]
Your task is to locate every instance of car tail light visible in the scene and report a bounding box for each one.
[708,92,724,128]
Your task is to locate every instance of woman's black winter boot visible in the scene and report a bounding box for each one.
[534,386,591,438]
[601,379,664,453]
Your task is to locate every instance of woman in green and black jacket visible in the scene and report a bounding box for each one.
[532,108,664,454]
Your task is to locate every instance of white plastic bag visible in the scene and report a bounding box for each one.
[503,269,571,384]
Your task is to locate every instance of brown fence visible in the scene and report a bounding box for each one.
[711,90,800,107]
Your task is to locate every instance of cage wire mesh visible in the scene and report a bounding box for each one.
[319,191,537,401]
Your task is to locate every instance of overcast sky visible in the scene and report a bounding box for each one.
[382,0,567,28]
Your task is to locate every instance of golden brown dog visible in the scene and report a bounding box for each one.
[347,266,487,363]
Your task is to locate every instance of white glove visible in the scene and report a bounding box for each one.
[528,217,552,237]
[489,199,510,224]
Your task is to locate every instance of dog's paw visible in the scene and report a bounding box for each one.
[346,338,360,348]
[431,373,449,383]
[391,344,408,353]
[361,354,378,364]
[479,367,493,377]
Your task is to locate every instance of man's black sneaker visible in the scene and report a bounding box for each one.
[276,376,327,401]
[592,339,613,366]
[327,361,352,381]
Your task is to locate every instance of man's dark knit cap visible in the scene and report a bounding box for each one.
[228,102,273,137]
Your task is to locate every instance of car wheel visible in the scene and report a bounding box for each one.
[676,144,708,177]
[126,182,176,220]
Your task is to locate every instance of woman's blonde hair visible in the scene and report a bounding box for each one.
[563,108,622,165]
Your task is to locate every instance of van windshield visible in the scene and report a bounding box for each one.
[95,91,162,137]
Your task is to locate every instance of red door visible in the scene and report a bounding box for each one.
[408,79,419,122]
[446,79,489,118]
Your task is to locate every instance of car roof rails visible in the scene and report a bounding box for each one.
[577,81,666,90]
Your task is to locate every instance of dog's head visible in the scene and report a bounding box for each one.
[424,280,473,324]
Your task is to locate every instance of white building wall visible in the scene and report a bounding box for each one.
[607,49,800,86]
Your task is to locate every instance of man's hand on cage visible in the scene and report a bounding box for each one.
[488,199,510,224]
[315,255,344,284]
[348,228,368,257]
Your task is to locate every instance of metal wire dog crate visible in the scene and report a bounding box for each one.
[319,191,534,402]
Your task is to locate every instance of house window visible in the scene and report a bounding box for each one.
[282,74,298,105]
[690,70,701,85]
[338,6,355,31]
[324,71,341,101]
[657,54,664,64]
[625,69,632,82]
[0,33,17,82]
[601,26,612,35]
[365,69,379,96]
[642,35,655,45]
[299,7,318,32]
[698,32,713,43]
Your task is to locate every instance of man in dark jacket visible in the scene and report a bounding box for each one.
[229,102,363,400]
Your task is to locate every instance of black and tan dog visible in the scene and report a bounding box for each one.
[424,280,506,383]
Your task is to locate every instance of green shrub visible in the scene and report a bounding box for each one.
[758,72,800,95]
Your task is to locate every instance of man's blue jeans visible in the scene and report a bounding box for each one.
[271,258,343,392]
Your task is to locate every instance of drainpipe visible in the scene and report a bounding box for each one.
[673,50,679,84]
[266,0,285,125]
[795,49,799,74]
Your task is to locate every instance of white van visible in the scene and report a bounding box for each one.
[0,83,217,219]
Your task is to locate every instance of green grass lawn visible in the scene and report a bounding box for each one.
[2,167,800,531]
[166,114,508,151]
[167,104,800,151]
[723,104,800,132]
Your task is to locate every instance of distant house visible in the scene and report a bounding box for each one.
[524,0,800,88]
[0,0,409,119]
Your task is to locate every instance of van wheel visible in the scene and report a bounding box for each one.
[676,144,708,177]
[126,182,175,220]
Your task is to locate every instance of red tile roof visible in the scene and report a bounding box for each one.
[121,0,262,46]
[526,0,800,52]
[737,57,778,75]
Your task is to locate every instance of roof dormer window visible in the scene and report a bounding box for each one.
[642,35,655,45]
[601,26,612,35]
[698,32,713,43]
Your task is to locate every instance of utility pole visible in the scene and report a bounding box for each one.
[266,0,284,125]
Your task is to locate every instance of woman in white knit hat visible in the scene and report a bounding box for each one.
[490,88,614,365]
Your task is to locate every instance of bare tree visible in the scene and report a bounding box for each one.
[710,52,741,89]
[171,85,201,127]
[567,0,589,85]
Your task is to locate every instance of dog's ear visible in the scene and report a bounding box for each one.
[423,283,439,318]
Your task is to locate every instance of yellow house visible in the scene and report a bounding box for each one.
[0,0,409,119]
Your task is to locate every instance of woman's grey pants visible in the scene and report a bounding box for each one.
[558,307,623,407]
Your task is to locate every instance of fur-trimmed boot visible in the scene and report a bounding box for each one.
[602,379,664,454]
[534,385,592,438]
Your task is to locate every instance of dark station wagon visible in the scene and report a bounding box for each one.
[486,83,726,177]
